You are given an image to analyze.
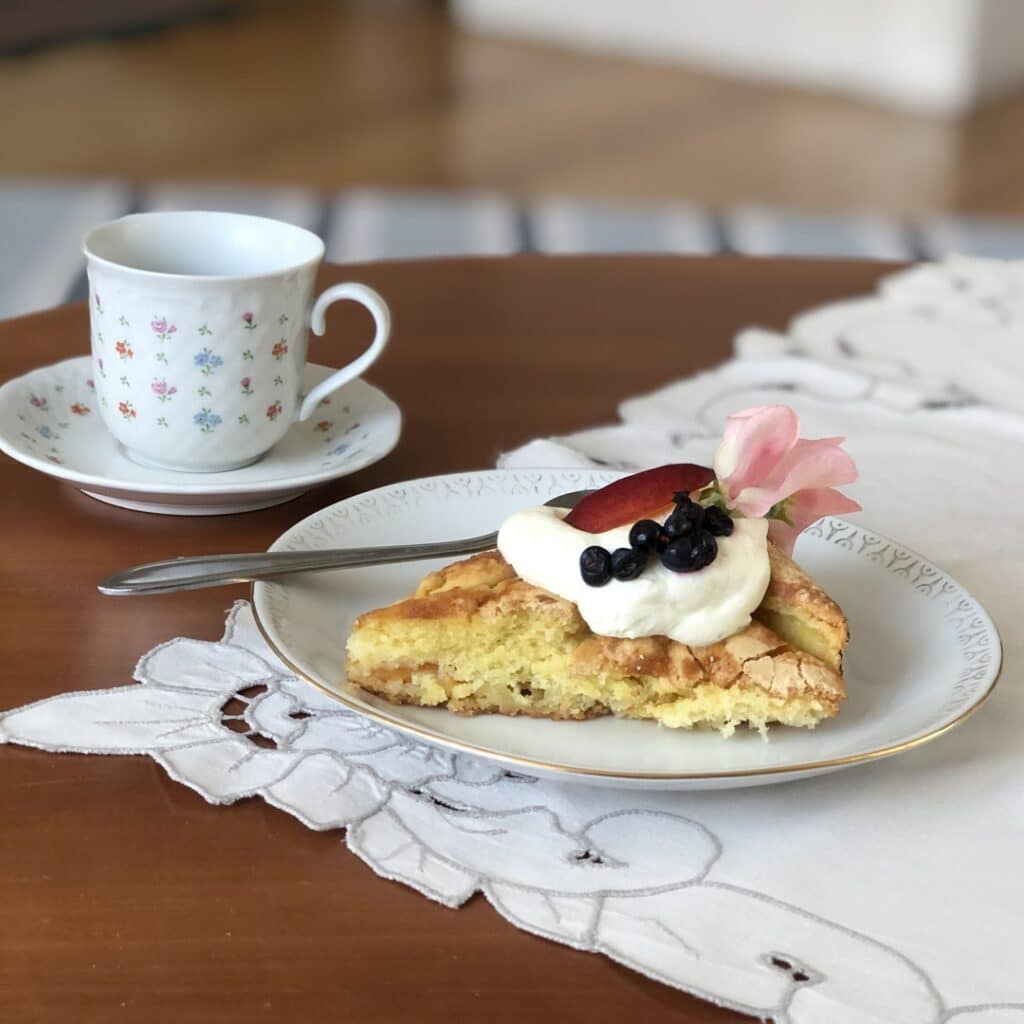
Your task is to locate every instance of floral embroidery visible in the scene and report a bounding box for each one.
[238,414,249,424]
[118,315,129,327]
[193,408,222,433]
[315,420,332,433]
[157,416,169,428]
[197,385,211,397]
[242,312,257,330]
[114,339,133,361]
[242,349,254,361]
[28,395,47,410]
[199,324,212,336]
[279,313,288,325]
[273,375,283,387]
[118,400,137,420]
[151,317,177,343]
[194,348,224,375]
[151,379,177,402]
[266,400,283,421]
[240,376,254,396]
[271,340,288,360]
[70,403,90,416]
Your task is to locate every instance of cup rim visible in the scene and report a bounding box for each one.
[82,210,326,284]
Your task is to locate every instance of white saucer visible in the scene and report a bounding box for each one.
[253,469,1002,790]
[0,357,402,515]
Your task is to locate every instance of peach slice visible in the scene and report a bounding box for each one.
[566,464,714,533]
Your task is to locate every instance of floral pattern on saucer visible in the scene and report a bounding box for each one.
[0,356,401,515]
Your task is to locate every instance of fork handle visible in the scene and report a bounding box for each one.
[97,532,499,595]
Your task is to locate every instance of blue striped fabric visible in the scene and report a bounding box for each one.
[0,178,1022,321]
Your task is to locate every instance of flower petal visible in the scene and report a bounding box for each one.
[713,406,799,501]
[734,438,859,518]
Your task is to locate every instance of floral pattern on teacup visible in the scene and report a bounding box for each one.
[240,377,254,396]
[266,400,283,421]
[272,340,288,360]
[194,348,224,375]
[114,340,133,361]
[29,395,47,410]
[151,317,177,343]
[118,400,137,420]
[151,379,178,402]
[242,312,257,330]
[193,408,222,434]
[70,403,90,416]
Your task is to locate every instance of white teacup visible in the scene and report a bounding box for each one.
[83,211,390,473]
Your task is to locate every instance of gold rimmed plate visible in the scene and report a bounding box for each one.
[252,469,1002,789]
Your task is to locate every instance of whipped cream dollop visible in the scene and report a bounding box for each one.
[497,507,771,647]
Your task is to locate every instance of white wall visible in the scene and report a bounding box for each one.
[452,0,1024,115]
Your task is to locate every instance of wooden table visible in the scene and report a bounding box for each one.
[0,255,892,1024]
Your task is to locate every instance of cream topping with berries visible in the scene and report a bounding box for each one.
[497,506,771,647]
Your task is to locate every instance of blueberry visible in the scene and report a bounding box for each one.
[660,530,718,573]
[628,518,661,552]
[703,505,734,537]
[663,502,704,539]
[672,490,694,508]
[656,531,671,553]
[579,545,612,586]
[610,546,646,581]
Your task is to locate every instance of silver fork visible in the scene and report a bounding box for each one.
[96,489,590,596]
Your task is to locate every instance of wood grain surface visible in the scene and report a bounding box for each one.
[0,255,892,1024]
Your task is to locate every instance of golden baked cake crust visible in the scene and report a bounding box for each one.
[346,548,848,736]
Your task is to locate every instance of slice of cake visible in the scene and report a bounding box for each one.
[345,406,859,737]
[345,547,847,737]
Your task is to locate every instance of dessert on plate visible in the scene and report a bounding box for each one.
[346,406,861,736]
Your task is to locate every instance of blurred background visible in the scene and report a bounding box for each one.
[2,0,1024,319]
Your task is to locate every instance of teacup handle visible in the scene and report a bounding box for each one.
[296,282,391,421]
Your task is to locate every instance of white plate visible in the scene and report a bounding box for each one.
[252,469,1002,789]
[0,357,401,515]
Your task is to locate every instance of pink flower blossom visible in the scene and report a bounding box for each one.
[241,376,251,388]
[151,317,167,333]
[712,405,860,553]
